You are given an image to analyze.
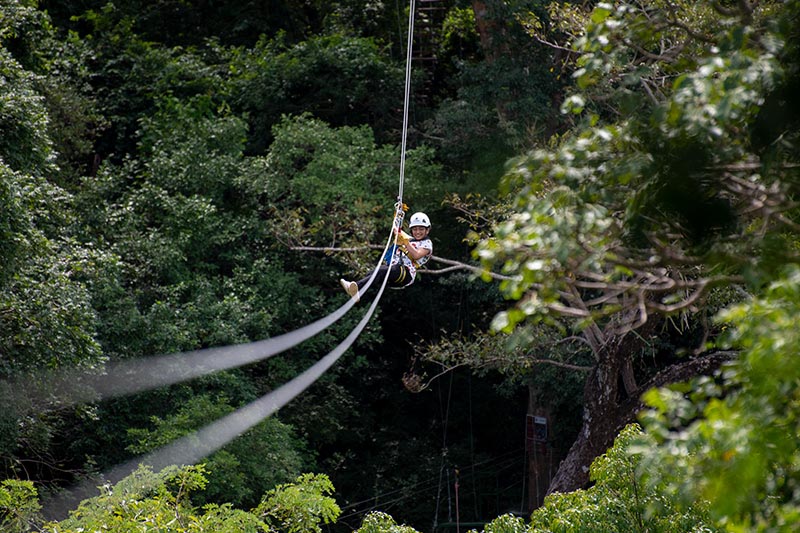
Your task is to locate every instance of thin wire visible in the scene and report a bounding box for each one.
[431,363,461,529]
[340,447,524,514]
[339,450,526,525]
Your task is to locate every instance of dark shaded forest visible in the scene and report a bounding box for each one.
[2,1,800,532]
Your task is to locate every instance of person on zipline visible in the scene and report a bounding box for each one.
[340,212,433,302]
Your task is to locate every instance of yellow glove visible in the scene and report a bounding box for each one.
[396,230,411,245]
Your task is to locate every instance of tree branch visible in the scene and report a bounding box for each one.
[617,350,736,420]
[288,245,517,281]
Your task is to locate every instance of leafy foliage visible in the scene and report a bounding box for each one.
[460,0,800,497]
[0,479,41,533]
[0,45,53,175]
[40,468,339,533]
[354,511,422,533]
[424,0,565,172]
[255,473,341,533]
[12,0,800,531]
[530,424,718,532]
[639,267,800,530]
[228,33,405,152]
[76,96,296,358]
[126,395,305,509]
[1,7,110,473]
[46,464,268,533]
[72,5,230,161]
[477,0,799,333]
[257,113,440,272]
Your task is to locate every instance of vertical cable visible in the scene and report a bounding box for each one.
[397,0,416,203]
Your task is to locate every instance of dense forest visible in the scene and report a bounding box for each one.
[1,0,799,532]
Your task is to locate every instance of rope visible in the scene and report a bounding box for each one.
[361,0,416,294]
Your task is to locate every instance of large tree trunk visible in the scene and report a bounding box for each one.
[546,349,733,494]
[471,1,497,61]
[546,333,629,494]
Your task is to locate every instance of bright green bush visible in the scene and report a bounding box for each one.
[355,511,422,533]
[127,395,305,509]
[255,473,341,533]
[0,479,41,533]
[529,425,718,533]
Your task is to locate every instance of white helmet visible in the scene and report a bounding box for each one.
[409,212,431,228]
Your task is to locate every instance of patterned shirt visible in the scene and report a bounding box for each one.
[391,238,432,282]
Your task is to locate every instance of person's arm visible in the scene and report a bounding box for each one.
[404,241,431,262]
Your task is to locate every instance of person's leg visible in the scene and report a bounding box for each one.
[356,264,412,292]
[355,265,390,291]
[342,265,413,302]
[386,264,413,288]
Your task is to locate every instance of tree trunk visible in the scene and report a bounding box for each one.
[546,347,733,494]
[471,1,496,61]
[547,333,627,494]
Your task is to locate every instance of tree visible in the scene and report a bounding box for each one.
[126,394,306,509]
[256,113,440,269]
[48,465,228,532]
[66,96,333,475]
[1,3,111,482]
[346,423,720,533]
[530,424,719,532]
[227,33,406,153]
[256,473,341,533]
[453,424,719,533]
[355,512,422,533]
[25,466,341,533]
[423,0,567,172]
[473,0,800,494]
[65,5,230,162]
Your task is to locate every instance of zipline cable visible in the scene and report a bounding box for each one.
[15,201,404,411]
[108,0,420,476]
[21,296,356,407]
[43,271,394,519]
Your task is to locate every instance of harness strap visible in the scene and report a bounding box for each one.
[393,266,408,284]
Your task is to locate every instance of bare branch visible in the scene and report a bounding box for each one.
[636,350,736,396]
[640,78,660,105]
[530,34,580,54]
[425,255,517,280]
[404,353,592,393]
[290,245,374,252]
[402,362,472,392]
[526,357,593,372]
[546,302,592,318]
[623,37,685,63]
